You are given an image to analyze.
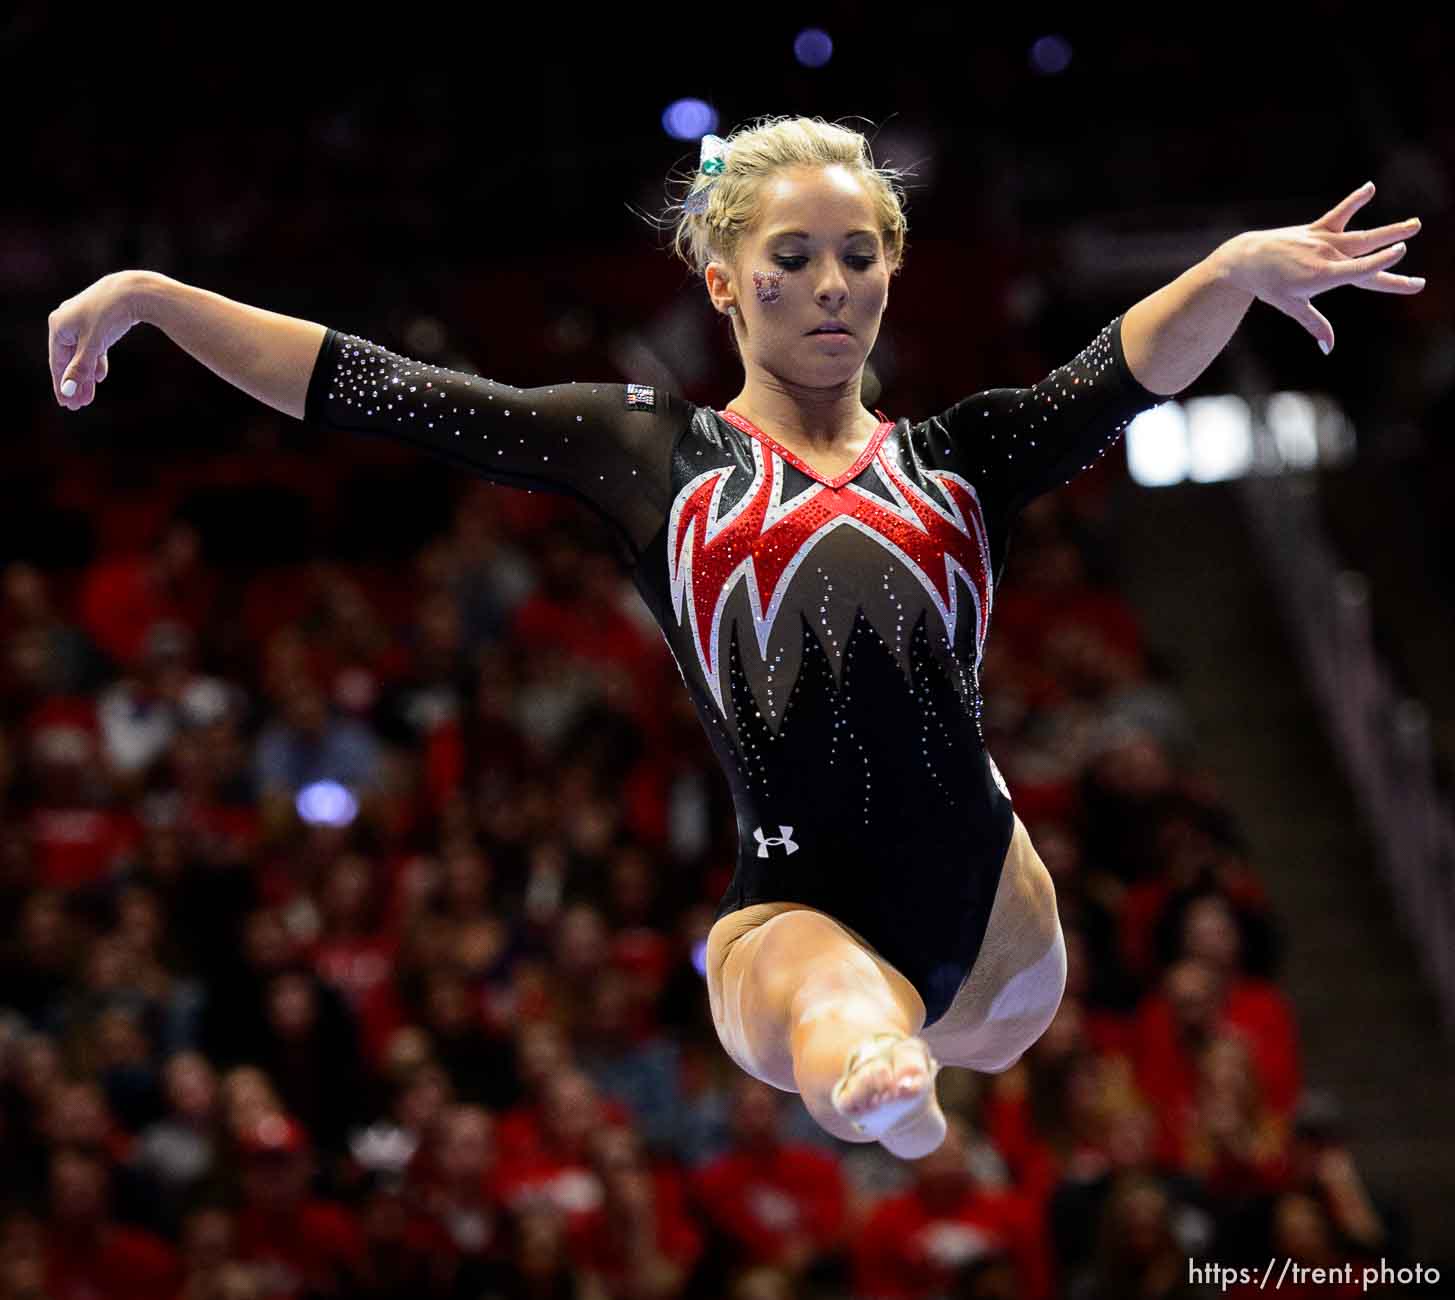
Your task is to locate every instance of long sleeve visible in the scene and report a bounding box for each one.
[302,328,692,562]
[926,312,1167,517]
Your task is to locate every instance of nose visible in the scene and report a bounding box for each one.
[815,261,849,308]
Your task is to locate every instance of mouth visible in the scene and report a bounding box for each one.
[807,324,852,336]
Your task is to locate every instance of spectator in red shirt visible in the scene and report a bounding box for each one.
[232,1111,365,1300]
[494,1016,576,1166]
[852,1114,1049,1300]
[495,1068,632,1231]
[508,531,658,731]
[24,714,141,891]
[307,853,403,1069]
[1180,1035,1290,1204]
[421,645,535,818]
[418,1103,511,1284]
[1172,893,1300,1114]
[690,1076,846,1280]
[43,1144,181,1300]
[574,1122,703,1297]
[1135,952,1300,1162]
[76,519,217,673]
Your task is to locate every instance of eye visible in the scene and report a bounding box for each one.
[773,255,878,270]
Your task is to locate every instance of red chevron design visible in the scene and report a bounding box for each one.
[666,435,993,715]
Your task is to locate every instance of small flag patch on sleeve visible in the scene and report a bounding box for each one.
[625,384,656,412]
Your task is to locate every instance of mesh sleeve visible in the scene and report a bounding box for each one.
[926,312,1169,517]
[302,328,690,562]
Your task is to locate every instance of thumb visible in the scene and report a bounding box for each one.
[1286,300,1335,355]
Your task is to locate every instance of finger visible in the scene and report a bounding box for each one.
[1326,217,1421,254]
[1334,241,1408,283]
[58,334,97,405]
[50,320,78,401]
[95,352,109,384]
[1282,298,1335,354]
[1352,270,1427,294]
[1311,181,1375,233]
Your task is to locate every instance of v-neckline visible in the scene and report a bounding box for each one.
[718,407,897,489]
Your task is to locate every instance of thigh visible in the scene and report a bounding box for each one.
[705,902,927,1091]
[920,814,1067,1072]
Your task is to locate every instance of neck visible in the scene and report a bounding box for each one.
[727,372,879,449]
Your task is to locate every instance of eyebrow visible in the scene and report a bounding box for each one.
[766,229,878,241]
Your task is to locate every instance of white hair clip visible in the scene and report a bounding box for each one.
[684,133,728,215]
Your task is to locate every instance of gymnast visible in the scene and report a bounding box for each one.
[49,114,1423,1157]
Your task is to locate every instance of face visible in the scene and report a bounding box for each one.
[708,164,891,389]
[165,1053,217,1119]
[1183,895,1241,969]
[439,1106,494,1182]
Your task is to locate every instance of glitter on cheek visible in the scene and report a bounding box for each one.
[752,269,783,304]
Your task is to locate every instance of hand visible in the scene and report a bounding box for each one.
[48,270,144,409]
[1313,1144,1362,1189]
[1221,181,1425,355]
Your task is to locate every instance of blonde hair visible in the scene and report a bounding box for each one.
[658,114,913,281]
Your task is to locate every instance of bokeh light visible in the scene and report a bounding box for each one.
[1029,34,1072,75]
[794,28,834,69]
[661,98,718,142]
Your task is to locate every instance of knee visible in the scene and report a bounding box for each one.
[973,926,1067,1072]
[976,1048,1024,1075]
[985,925,1066,1027]
[756,912,890,1012]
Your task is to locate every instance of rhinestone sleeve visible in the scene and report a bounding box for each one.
[926,312,1168,516]
[302,328,688,563]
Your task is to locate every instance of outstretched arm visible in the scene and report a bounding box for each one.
[924,312,1170,518]
[128,270,328,419]
[1121,180,1424,394]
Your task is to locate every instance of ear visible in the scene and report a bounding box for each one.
[705,260,735,315]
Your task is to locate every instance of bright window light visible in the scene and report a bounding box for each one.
[1126,403,1189,487]
[1127,391,1351,486]
[1267,391,1319,469]
[1186,394,1253,483]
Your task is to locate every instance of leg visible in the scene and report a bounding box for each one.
[707,904,947,1156]
[921,814,1067,1072]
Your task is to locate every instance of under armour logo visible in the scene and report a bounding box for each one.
[753,825,799,857]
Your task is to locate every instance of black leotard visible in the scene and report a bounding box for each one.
[303,312,1166,1024]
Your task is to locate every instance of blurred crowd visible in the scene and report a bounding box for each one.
[0,412,1421,1298]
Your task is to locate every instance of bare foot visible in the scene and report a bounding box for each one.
[830,1033,940,1139]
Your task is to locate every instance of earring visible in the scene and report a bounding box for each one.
[726,305,737,317]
